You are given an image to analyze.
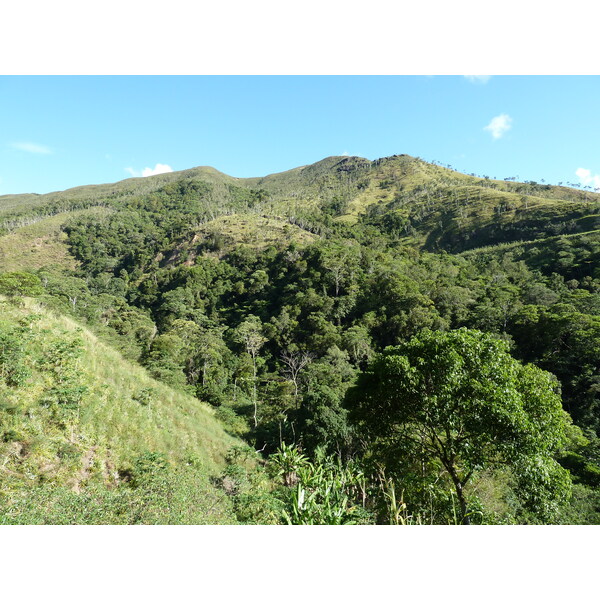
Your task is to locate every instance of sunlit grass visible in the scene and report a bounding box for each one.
[0,296,244,523]
[0,208,111,272]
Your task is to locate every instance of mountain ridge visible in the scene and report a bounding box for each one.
[2,153,598,202]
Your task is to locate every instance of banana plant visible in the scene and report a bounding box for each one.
[274,444,373,524]
[270,442,310,487]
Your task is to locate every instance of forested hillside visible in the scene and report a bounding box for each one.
[1,154,599,524]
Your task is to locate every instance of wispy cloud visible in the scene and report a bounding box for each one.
[10,141,52,155]
[464,75,492,84]
[576,167,600,191]
[484,114,512,139]
[341,150,350,157]
[125,163,173,178]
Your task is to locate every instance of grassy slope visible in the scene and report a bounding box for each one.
[457,228,600,283]
[0,296,243,523]
[199,214,317,248]
[330,155,600,250]
[0,208,112,273]
[164,213,318,266]
[460,227,600,257]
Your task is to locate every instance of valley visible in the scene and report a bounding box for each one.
[1,154,599,524]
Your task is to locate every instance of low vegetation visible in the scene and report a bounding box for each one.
[0,296,242,524]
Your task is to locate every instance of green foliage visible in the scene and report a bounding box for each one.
[218,446,284,524]
[0,298,246,524]
[0,272,44,297]
[132,387,155,406]
[270,441,310,486]
[0,462,238,525]
[0,322,32,387]
[271,445,374,525]
[347,329,574,523]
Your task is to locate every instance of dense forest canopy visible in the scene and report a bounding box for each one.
[1,154,599,524]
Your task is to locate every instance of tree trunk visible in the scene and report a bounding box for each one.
[252,356,258,428]
[454,480,470,525]
[443,459,470,524]
[293,378,299,410]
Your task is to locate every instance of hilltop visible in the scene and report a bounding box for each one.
[3,154,599,257]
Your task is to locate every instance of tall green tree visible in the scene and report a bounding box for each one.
[346,328,574,523]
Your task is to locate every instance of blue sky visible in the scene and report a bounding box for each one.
[1,75,599,195]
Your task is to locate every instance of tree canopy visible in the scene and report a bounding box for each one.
[346,328,574,522]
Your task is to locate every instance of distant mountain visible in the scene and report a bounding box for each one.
[3,155,598,254]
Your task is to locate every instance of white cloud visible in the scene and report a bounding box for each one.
[10,142,52,154]
[484,114,512,139]
[142,163,173,177]
[576,167,600,191]
[125,163,174,178]
[341,150,350,156]
[464,75,491,84]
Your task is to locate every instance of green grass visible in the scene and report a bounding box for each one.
[0,296,249,523]
[162,213,318,266]
[0,208,111,272]
[197,213,317,250]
